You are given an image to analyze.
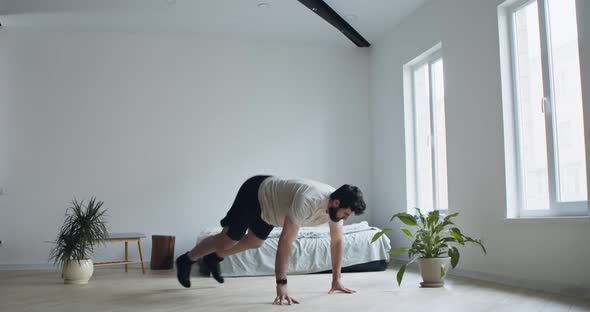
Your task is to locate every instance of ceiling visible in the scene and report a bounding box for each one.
[0,0,428,47]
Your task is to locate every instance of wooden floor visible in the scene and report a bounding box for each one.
[1,267,589,312]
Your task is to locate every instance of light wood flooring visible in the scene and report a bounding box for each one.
[1,267,589,312]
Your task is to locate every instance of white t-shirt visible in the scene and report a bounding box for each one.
[257,177,335,227]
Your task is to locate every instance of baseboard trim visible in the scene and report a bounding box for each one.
[0,263,56,271]
[391,258,590,298]
[0,262,151,271]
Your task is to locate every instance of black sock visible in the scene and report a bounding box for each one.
[175,252,193,288]
[203,252,225,284]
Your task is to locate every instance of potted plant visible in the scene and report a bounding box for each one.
[49,197,109,284]
[372,208,486,287]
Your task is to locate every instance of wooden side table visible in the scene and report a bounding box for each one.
[94,232,146,274]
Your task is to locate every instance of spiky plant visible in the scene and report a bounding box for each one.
[371,208,486,286]
[50,197,109,267]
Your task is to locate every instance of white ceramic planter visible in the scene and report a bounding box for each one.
[63,259,94,285]
[417,257,451,287]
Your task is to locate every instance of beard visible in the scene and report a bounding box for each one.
[329,207,341,222]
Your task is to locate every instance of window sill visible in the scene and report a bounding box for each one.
[504,216,590,223]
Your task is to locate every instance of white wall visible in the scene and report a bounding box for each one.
[370,0,590,295]
[0,30,372,268]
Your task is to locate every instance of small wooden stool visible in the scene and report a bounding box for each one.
[95,233,146,274]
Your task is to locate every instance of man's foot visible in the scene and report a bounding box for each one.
[197,258,210,276]
[202,253,225,284]
[175,253,193,288]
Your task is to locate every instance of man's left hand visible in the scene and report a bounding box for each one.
[328,279,356,294]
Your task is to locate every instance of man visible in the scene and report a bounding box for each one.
[175,175,366,305]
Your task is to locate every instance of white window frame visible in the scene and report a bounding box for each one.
[499,0,588,217]
[404,44,448,215]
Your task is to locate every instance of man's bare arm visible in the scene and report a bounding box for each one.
[328,221,355,294]
[273,216,300,305]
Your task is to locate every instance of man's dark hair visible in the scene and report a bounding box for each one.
[330,185,366,215]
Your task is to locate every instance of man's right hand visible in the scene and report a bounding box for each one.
[273,284,300,305]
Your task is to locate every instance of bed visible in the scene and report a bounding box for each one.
[197,221,391,277]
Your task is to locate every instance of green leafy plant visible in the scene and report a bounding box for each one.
[49,197,109,267]
[371,208,486,286]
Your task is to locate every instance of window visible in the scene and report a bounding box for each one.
[499,0,587,217]
[404,45,448,215]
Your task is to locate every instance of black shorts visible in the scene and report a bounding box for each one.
[220,175,274,241]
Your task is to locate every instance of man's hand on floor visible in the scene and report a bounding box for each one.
[329,279,356,294]
[273,284,300,305]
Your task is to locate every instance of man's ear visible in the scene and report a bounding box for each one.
[332,199,340,208]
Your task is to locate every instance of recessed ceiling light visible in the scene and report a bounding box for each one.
[344,14,358,21]
[257,2,270,9]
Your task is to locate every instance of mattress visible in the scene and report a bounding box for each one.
[197,221,391,277]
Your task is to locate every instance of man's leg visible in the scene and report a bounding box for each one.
[176,228,238,288]
[177,176,269,287]
[199,231,265,284]
[216,231,265,257]
[187,228,238,261]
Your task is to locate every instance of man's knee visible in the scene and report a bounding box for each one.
[215,233,239,250]
[252,240,264,249]
[248,236,265,249]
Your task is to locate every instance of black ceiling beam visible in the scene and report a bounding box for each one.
[297,0,370,47]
